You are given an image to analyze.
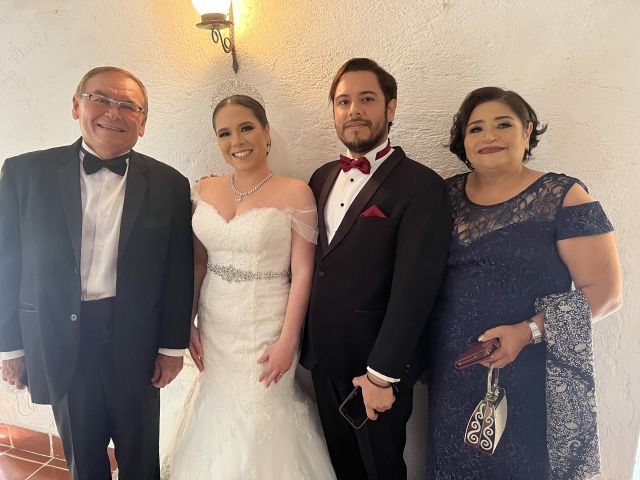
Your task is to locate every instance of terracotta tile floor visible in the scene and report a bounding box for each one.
[0,424,117,479]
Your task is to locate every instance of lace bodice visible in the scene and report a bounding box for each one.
[191,182,317,271]
[449,173,600,246]
[193,202,294,273]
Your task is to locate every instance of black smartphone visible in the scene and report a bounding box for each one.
[339,386,368,429]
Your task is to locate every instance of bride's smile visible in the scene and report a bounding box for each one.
[214,103,271,173]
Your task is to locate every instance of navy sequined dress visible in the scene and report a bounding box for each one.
[425,172,613,480]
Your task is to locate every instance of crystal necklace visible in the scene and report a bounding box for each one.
[230,171,274,203]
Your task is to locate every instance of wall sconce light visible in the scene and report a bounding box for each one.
[192,0,239,73]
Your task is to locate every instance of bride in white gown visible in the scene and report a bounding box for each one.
[161,83,336,479]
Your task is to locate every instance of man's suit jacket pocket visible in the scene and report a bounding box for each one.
[353,215,395,242]
[356,216,391,223]
[18,303,37,312]
[18,308,38,334]
[18,304,40,330]
[355,215,394,228]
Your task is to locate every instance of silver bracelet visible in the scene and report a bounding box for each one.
[527,319,544,344]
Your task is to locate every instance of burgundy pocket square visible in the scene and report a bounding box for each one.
[361,205,387,218]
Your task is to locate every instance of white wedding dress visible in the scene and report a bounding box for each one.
[161,186,336,479]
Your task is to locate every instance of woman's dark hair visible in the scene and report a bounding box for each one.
[449,87,547,169]
[212,95,268,130]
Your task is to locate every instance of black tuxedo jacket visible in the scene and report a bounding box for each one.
[301,147,452,380]
[0,138,194,404]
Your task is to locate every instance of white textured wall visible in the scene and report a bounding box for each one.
[1,1,639,478]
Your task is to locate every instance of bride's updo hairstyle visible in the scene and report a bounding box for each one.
[212,95,269,130]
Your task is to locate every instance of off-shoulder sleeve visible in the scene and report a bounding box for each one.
[286,207,318,245]
[556,201,614,240]
[191,181,202,204]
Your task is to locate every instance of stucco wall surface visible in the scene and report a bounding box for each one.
[1,1,638,478]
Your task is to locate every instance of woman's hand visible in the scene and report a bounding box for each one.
[257,338,297,387]
[188,324,205,372]
[478,322,532,368]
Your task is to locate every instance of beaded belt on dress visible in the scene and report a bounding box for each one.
[207,262,291,283]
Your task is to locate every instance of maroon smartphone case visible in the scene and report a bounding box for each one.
[455,338,500,369]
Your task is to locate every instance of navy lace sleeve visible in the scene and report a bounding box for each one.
[556,201,614,240]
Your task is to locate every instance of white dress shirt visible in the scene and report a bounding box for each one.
[324,139,399,383]
[79,144,127,301]
[1,143,181,360]
[324,140,394,244]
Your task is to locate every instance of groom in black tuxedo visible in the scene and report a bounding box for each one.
[0,67,193,479]
[301,58,452,479]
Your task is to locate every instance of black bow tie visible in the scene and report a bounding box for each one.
[81,147,129,176]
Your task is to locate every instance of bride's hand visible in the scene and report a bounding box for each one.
[189,324,205,372]
[257,338,296,387]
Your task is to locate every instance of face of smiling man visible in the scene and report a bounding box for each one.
[72,70,147,159]
[332,70,396,156]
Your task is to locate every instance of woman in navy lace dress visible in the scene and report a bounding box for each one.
[425,87,622,480]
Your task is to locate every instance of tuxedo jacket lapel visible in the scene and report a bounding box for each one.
[118,151,147,259]
[323,148,404,257]
[57,140,83,267]
[317,163,341,254]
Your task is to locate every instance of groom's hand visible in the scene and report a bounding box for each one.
[352,373,395,421]
[1,357,27,390]
[151,354,183,389]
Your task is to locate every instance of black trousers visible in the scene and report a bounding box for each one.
[311,367,416,480]
[51,298,160,480]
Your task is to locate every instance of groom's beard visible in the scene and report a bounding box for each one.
[337,114,389,157]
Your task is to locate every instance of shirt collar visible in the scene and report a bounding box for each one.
[80,141,131,161]
[345,138,392,164]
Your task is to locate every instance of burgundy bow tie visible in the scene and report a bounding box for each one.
[339,155,371,174]
[339,140,392,174]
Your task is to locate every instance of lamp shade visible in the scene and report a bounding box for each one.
[191,0,232,16]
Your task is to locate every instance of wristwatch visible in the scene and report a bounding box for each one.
[527,319,544,344]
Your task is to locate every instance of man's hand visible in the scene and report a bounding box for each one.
[151,354,183,389]
[1,357,27,390]
[352,373,395,421]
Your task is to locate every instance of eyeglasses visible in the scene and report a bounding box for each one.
[79,93,146,116]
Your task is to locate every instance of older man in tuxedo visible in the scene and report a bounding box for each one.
[0,66,193,479]
[301,58,452,479]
